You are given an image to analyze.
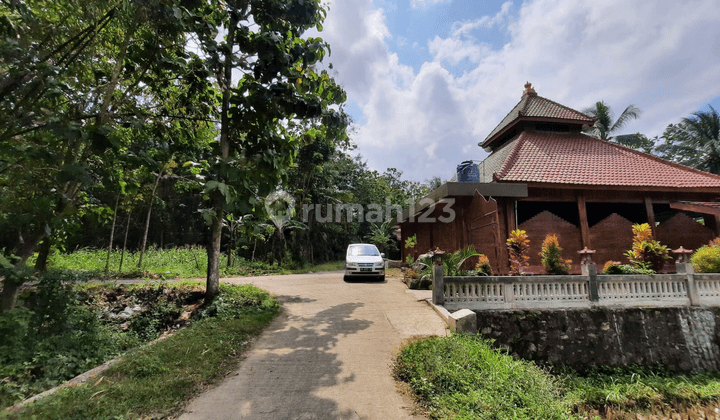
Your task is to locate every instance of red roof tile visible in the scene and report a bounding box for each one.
[491,131,720,188]
[482,84,595,148]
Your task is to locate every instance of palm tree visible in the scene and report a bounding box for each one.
[583,101,648,149]
[364,221,397,255]
[656,106,720,174]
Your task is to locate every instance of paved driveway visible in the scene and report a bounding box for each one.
[178,271,448,420]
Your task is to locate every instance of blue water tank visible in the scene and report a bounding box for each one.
[456,161,480,183]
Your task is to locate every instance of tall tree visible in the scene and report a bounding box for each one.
[583,101,651,150]
[654,106,720,174]
[0,0,210,310]
[186,0,348,299]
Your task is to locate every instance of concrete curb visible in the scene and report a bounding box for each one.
[7,332,173,412]
[425,300,476,333]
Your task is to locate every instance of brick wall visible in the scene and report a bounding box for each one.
[518,210,582,271]
[656,212,715,252]
[589,213,634,266]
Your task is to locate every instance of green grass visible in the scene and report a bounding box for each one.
[288,260,345,273]
[394,334,568,420]
[561,365,720,414]
[45,247,343,279]
[1,283,279,420]
[395,335,720,419]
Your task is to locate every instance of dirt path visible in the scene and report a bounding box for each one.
[177,271,448,420]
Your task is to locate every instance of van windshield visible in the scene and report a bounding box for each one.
[347,245,380,256]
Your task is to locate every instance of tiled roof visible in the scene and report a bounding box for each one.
[482,84,595,148]
[478,140,519,182]
[488,131,720,188]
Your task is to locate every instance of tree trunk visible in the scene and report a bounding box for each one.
[138,167,164,269]
[226,226,233,269]
[206,13,237,299]
[119,212,131,273]
[206,210,223,299]
[34,237,51,271]
[0,280,22,312]
[104,196,120,274]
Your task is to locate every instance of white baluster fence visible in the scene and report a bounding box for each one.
[437,265,720,311]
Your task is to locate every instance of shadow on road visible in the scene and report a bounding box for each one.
[185,301,374,419]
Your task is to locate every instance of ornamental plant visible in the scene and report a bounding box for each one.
[623,223,670,272]
[507,229,530,275]
[691,242,720,273]
[539,234,571,275]
[442,245,480,276]
[404,235,418,264]
[475,254,493,276]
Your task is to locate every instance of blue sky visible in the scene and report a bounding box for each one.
[313,0,720,183]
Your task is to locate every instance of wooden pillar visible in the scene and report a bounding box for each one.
[460,207,467,249]
[577,193,591,249]
[429,219,434,250]
[506,200,516,236]
[400,222,407,262]
[644,197,656,234]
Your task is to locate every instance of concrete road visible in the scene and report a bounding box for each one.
[178,271,448,420]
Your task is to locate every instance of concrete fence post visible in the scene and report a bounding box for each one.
[503,282,514,305]
[677,262,700,306]
[432,263,444,305]
[582,263,599,302]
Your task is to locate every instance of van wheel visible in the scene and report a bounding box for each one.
[379,275,386,282]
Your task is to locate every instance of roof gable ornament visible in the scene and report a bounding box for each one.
[523,82,537,97]
[480,83,596,151]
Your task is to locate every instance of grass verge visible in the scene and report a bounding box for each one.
[44,247,343,279]
[288,260,345,274]
[562,365,720,417]
[2,283,279,420]
[395,335,720,420]
[394,334,568,419]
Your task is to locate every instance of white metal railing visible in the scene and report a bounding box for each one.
[435,266,720,311]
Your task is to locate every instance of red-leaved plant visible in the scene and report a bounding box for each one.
[507,229,530,275]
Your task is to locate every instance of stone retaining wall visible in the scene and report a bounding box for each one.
[475,307,720,372]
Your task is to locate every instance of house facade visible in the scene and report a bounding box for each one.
[400,83,720,274]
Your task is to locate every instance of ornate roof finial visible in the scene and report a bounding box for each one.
[523,82,537,97]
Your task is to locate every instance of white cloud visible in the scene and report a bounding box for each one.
[450,1,513,35]
[411,0,452,9]
[319,0,720,182]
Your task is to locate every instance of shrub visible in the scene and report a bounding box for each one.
[602,260,655,275]
[475,254,493,276]
[624,223,670,272]
[692,245,720,273]
[507,229,530,275]
[540,234,571,275]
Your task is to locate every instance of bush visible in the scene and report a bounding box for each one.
[602,260,655,275]
[692,245,720,273]
[539,235,571,275]
[475,254,493,276]
[0,275,121,408]
[394,335,567,419]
